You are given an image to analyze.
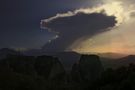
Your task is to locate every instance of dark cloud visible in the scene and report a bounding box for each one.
[41,12,117,52]
[0,0,101,49]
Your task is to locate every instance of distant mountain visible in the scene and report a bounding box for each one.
[0,48,20,60]
[101,55,135,69]
[20,49,135,70]
[117,55,135,66]
[97,52,127,59]
[22,49,43,56]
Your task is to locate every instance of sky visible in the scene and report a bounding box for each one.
[1,0,135,54]
[1,0,93,50]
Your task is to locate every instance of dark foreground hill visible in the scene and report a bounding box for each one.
[0,49,135,89]
[0,54,135,90]
[0,54,104,90]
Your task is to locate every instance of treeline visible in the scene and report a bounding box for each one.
[0,54,135,90]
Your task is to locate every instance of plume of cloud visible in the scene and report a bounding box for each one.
[41,1,130,27]
[41,0,135,52]
[41,13,116,52]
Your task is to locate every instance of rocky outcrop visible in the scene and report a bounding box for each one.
[71,55,104,82]
[35,55,65,80]
[54,52,81,71]
[0,55,36,75]
[0,55,66,81]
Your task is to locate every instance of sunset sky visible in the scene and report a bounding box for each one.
[1,0,135,54]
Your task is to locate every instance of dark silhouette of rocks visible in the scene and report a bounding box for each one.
[54,52,81,71]
[22,50,81,71]
[71,55,104,83]
[0,54,66,80]
[0,54,66,89]
[3,55,36,75]
[93,64,135,90]
[35,55,65,80]
[0,48,135,89]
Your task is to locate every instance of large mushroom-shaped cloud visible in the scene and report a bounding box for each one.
[41,12,117,52]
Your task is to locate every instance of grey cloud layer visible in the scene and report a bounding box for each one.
[41,12,117,52]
